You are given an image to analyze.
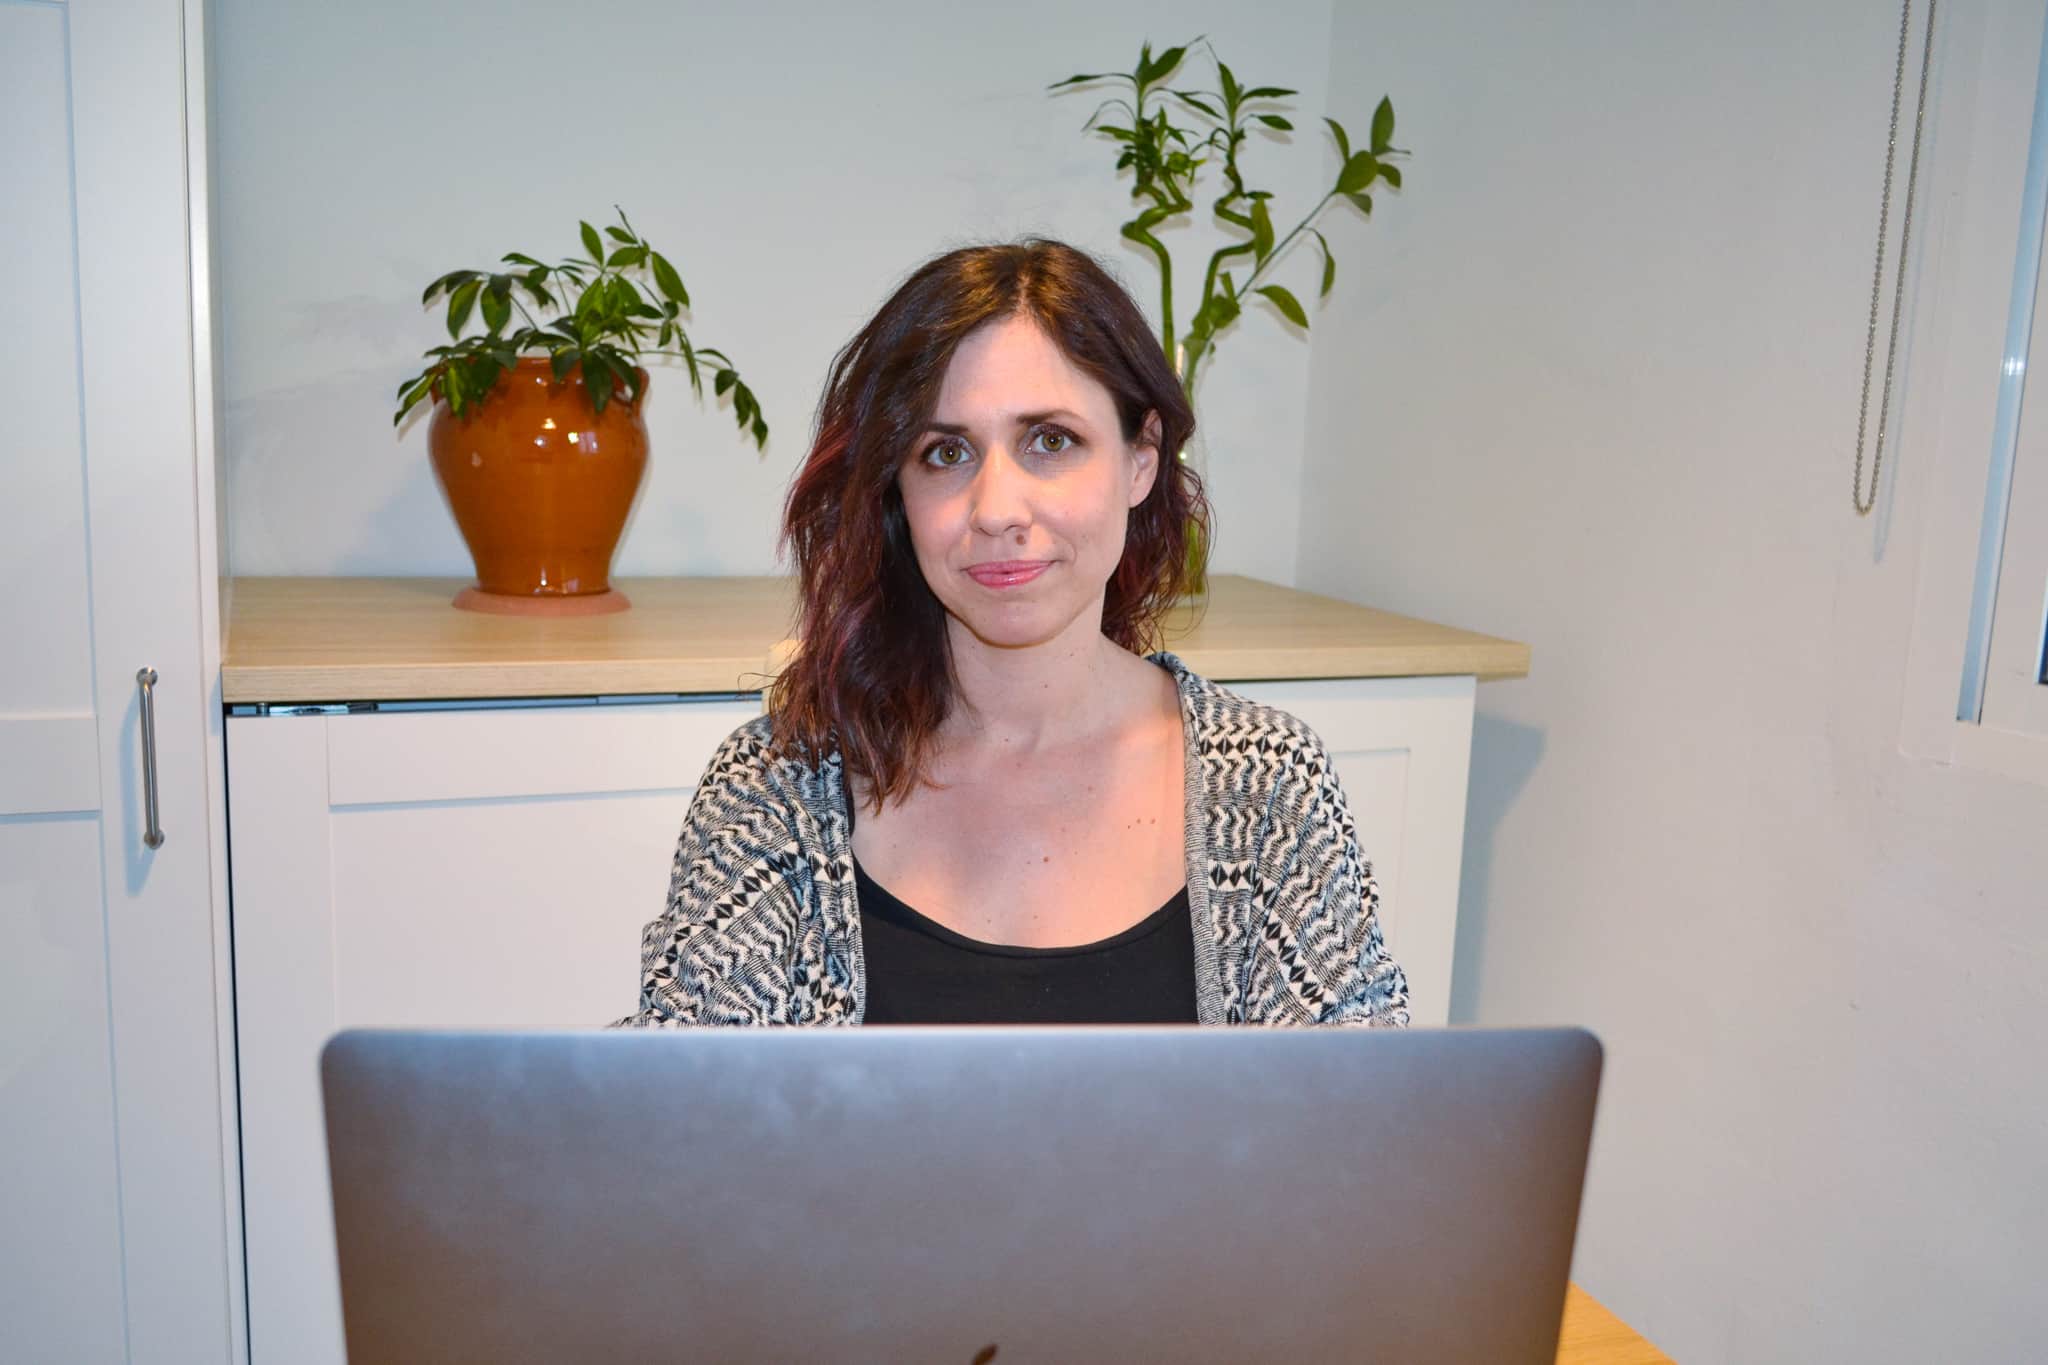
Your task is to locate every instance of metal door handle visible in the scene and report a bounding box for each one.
[136,667,165,849]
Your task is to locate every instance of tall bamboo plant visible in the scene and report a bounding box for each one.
[1051,37,1407,399]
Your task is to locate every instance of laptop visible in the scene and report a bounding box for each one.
[321,1025,1602,1363]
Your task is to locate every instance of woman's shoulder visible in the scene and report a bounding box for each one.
[686,710,844,841]
[1147,648,1336,779]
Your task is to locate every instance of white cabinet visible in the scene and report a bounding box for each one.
[1,0,239,1359]
[225,668,1479,1365]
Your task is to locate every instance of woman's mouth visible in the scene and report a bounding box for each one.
[967,561,1051,588]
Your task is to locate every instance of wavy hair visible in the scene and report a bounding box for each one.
[767,237,1209,816]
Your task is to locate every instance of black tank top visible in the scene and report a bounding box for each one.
[849,793,1198,1025]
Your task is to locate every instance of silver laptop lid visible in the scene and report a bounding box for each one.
[322,1025,1601,1364]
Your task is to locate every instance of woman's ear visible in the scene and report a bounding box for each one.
[1130,409,1164,506]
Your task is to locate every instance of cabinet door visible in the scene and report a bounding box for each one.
[0,1,234,1360]
[227,699,759,1365]
[1236,675,1477,1027]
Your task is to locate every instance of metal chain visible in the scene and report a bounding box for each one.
[1854,0,1938,517]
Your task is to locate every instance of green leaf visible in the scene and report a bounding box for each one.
[480,286,510,334]
[1047,70,1117,90]
[1324,116,1352,163]
[1336,151,1379,194]
[1171,91,1221,120]
[579,220,604,262]
[679,333,702,394]
[649,251,690,307]
[1250,199,1274,262]
[1379,164,1402,189]
[1256,284,1309,329]
[1346,191,1373,216]
[1371,96,1395,154]
[501,252,545,268]
[470,358,503,400]
[607,245,646,268]
[604,225,635,244]
[714,368,737,398]
[1243,86,1296,100]
[583,352,617,414]
[1320,247,1336,297]
[1216,60,1240,106]
[392,373,435,425]
[1141,44,1187,87]
[750,415,768,448]
[421,269,478,306]
[550,347,579,382]
[445,279,481,339]
[1254,114,1293,131]
[1211,294,1241,329]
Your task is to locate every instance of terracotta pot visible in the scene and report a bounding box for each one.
[427,356,649,611]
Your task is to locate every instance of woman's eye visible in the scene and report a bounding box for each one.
[922,428,1074,468]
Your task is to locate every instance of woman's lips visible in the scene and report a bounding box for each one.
[968,561,1051,588]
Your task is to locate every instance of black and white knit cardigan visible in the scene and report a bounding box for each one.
[612,649,1410,1028]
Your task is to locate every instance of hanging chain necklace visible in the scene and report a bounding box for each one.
[1854,0,1939,517]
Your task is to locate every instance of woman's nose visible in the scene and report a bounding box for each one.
[968,447,1031,536]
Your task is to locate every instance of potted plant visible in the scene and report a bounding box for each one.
[394,207,768,614]
[1051,38,1408,594]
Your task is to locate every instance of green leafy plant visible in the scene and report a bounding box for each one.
[393,206,767,448]
[1051,37,1407,397]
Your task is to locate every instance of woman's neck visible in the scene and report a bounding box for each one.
[938,620,1141,762]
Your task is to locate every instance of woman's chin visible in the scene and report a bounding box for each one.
[948,605,1079,653]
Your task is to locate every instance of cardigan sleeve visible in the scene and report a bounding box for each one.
[607,721,808,1027]
[1280,732,1412,1029]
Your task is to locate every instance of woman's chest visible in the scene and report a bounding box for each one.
[847,739,1188,950]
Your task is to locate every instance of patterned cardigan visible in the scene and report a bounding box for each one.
[612,649,1410,1028]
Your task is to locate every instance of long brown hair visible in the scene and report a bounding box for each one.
[769,238,1208,816]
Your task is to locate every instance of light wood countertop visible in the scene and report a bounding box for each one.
[222,574,1529,703]
[1559,1284,1674,1363]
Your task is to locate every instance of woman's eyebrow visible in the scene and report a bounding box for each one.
[923,409,1089,436]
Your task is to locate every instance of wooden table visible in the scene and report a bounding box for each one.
[1559,1284,1673,1362]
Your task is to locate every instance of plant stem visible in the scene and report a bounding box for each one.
[1244,190,1335,296]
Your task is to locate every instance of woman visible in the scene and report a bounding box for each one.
[614,238,1407,1028]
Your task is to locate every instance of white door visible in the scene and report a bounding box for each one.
[0,0,237,1359]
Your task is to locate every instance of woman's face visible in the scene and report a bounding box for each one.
[895,313,1160,653]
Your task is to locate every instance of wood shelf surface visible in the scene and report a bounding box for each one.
[222,573,1530,703]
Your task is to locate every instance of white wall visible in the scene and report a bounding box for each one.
[210,0,1343,587]
[1303,2,2048,1361]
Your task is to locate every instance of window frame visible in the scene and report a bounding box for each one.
[1897,0,2048,787]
